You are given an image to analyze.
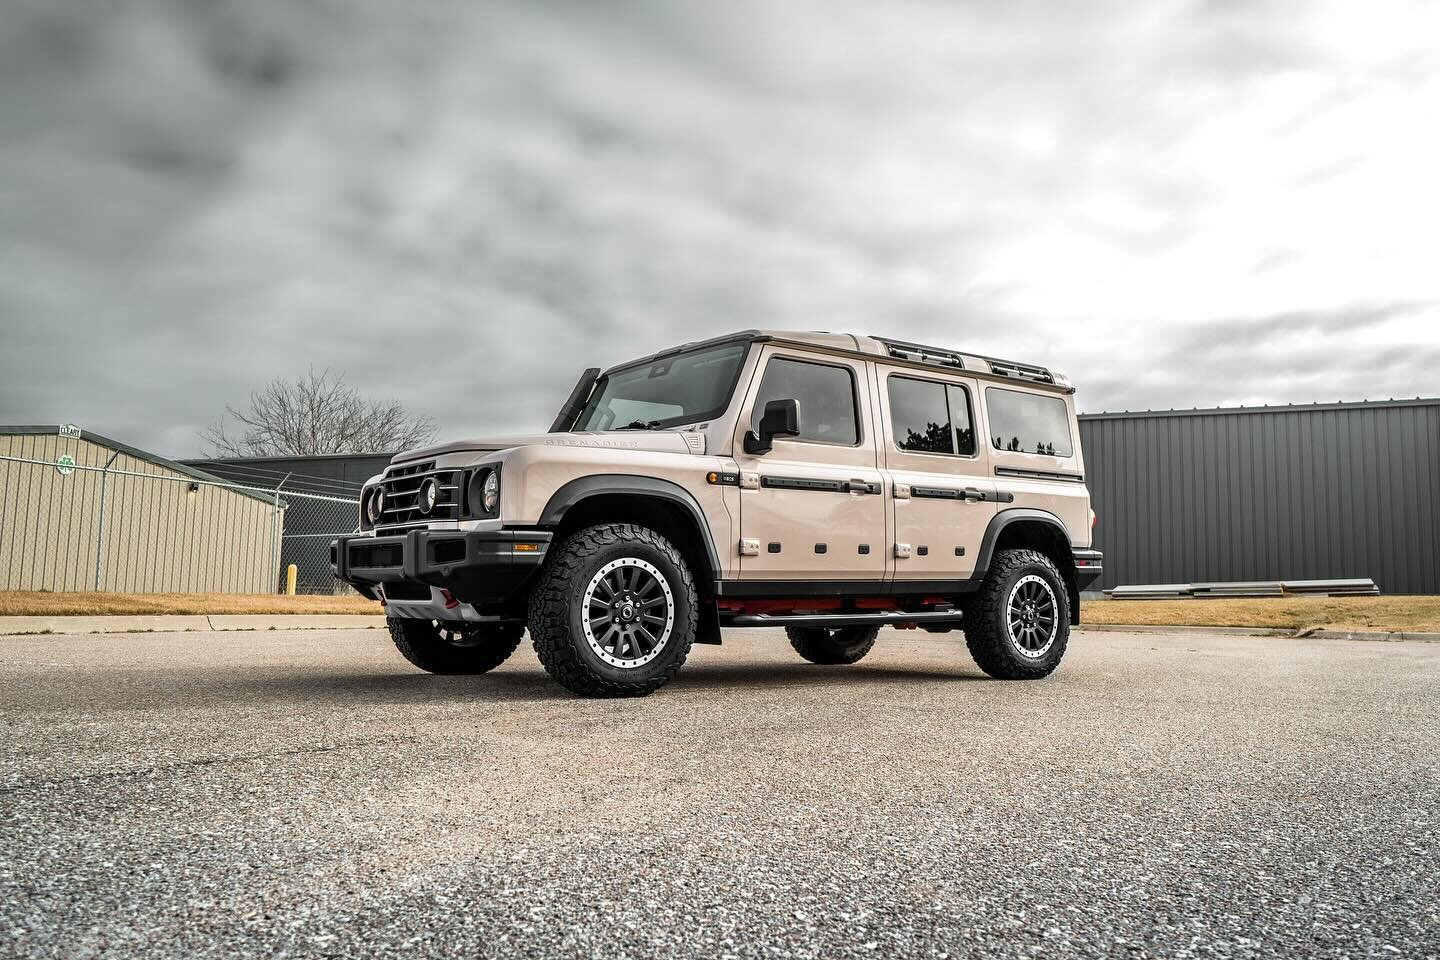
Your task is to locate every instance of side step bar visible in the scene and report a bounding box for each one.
[719,610,965,629]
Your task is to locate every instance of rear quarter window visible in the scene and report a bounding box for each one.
[986,388,1074,457]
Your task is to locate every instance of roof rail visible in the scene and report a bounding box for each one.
[872,337,966,370]
[872,336,1056,386]
[982,357,1055,386]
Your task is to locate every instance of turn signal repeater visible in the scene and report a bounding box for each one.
[513,542,541,552]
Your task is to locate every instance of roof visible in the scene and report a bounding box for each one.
[604,330,1074,394]
[0,425,278,504]
[1078,397,1440,421]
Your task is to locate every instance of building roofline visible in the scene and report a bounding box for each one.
[0,425,277,504]
[1078,397,1440,421]
[182,451,397,465]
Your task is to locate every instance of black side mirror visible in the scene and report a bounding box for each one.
[744,398,801,454]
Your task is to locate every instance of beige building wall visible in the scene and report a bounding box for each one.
[0,433,282,594]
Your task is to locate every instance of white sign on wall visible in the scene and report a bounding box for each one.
[58,424,82,439]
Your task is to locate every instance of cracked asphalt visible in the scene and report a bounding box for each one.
[2,625,1437,959]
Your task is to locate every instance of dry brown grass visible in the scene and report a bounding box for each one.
[0,591,382,617]
[1084,595,1440,633]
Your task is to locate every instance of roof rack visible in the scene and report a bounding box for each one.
[872,337,966,370]
[872,336,1057,386]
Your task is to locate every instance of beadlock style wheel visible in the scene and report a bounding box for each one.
[1005,573,1059,659]
[581,557,675,668]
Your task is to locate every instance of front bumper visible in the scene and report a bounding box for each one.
[1073,549,1104,591]
[331,529,552,607]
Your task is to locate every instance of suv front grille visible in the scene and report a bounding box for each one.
[376,460,462,530]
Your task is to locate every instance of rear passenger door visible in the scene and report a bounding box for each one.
[733,348,887,580]
[876,368,998,583]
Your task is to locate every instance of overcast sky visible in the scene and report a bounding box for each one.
[2,0,1438,456]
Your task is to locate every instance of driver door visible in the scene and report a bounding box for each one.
[731,348,887,580]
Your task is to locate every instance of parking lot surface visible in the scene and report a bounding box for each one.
[2,626,1437,959]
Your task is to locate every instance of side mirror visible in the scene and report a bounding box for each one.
[744,398,801,455]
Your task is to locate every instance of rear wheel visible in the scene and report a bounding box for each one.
[387,618,525,674]
[962,548,1070,679]
[528,523,697,697]
[786,625,880,665]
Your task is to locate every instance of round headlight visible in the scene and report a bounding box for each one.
[481,469,500,513]
[364,488,384,524]
[418,477,439,515]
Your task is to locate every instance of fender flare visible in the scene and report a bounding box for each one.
[537,474,722,580]
[973,508,1074,579]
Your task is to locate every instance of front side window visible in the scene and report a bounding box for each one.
[575,342,749,431]
[986,388,1073,457]
[889,377,976,456]
[750,357,859,445]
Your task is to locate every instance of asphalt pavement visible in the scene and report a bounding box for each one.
[2,625,1436,959]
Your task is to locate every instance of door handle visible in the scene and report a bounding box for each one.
[961,487,986,502]
[843,479,876,494]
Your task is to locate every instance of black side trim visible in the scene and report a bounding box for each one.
[761,475,843,492]
[911,485,1015,503]
[758,475,880,494]
[537,474,722,580]
[994,466,1086,483]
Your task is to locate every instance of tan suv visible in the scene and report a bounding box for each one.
[332,331,1103,697]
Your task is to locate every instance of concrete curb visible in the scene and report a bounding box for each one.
[1078,623,1440,642]
[0,614,387,636]
[1078,623,1290,637]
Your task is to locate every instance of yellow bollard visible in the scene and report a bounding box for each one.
[285,564,298,596]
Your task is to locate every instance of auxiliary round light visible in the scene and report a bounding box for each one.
[365,488,384,524]
[418,477,439,515]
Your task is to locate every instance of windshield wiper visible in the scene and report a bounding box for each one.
[622,420,664,430]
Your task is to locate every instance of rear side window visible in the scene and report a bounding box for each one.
[889,377,976,456]
[986,388,1073,457]
[751,357,859,445]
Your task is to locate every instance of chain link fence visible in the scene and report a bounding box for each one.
[0,453,358,595]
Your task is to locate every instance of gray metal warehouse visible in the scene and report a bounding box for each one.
[1079,398,1440,595]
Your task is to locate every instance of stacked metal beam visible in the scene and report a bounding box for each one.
[1104,578,1379,599]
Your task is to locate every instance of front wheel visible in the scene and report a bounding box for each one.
[527,523,698,697]
[388,618,525,674]
[962,548,1071,679]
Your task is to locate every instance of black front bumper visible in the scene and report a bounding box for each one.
[331,529,552,606]
[1073,549,1104,591]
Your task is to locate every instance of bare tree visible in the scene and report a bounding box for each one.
[202,368,437,457]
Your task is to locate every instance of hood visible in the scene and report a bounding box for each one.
[392,430,704,464]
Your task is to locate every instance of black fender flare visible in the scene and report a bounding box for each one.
[974,507,1079,623]
[973,508,1074,579]
[537,474,722,581]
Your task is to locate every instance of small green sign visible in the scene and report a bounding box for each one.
[56,454,76,476]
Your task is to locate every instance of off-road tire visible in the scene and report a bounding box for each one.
[786,625,880,664]
[387,618,525,675]
[963,548,1071,679]
[527,523,698,698]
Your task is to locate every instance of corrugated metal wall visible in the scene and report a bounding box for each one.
[1079,399,1440,595]
[0,433,281,593]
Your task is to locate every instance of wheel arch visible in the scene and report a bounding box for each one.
[537,475,722,591]
[975,508,1079,624]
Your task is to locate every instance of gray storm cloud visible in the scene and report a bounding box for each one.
[1,0,1437,454]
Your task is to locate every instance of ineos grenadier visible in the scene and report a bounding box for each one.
[332,331,1103,697]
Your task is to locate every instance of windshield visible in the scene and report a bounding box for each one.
[574,341,750,431]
